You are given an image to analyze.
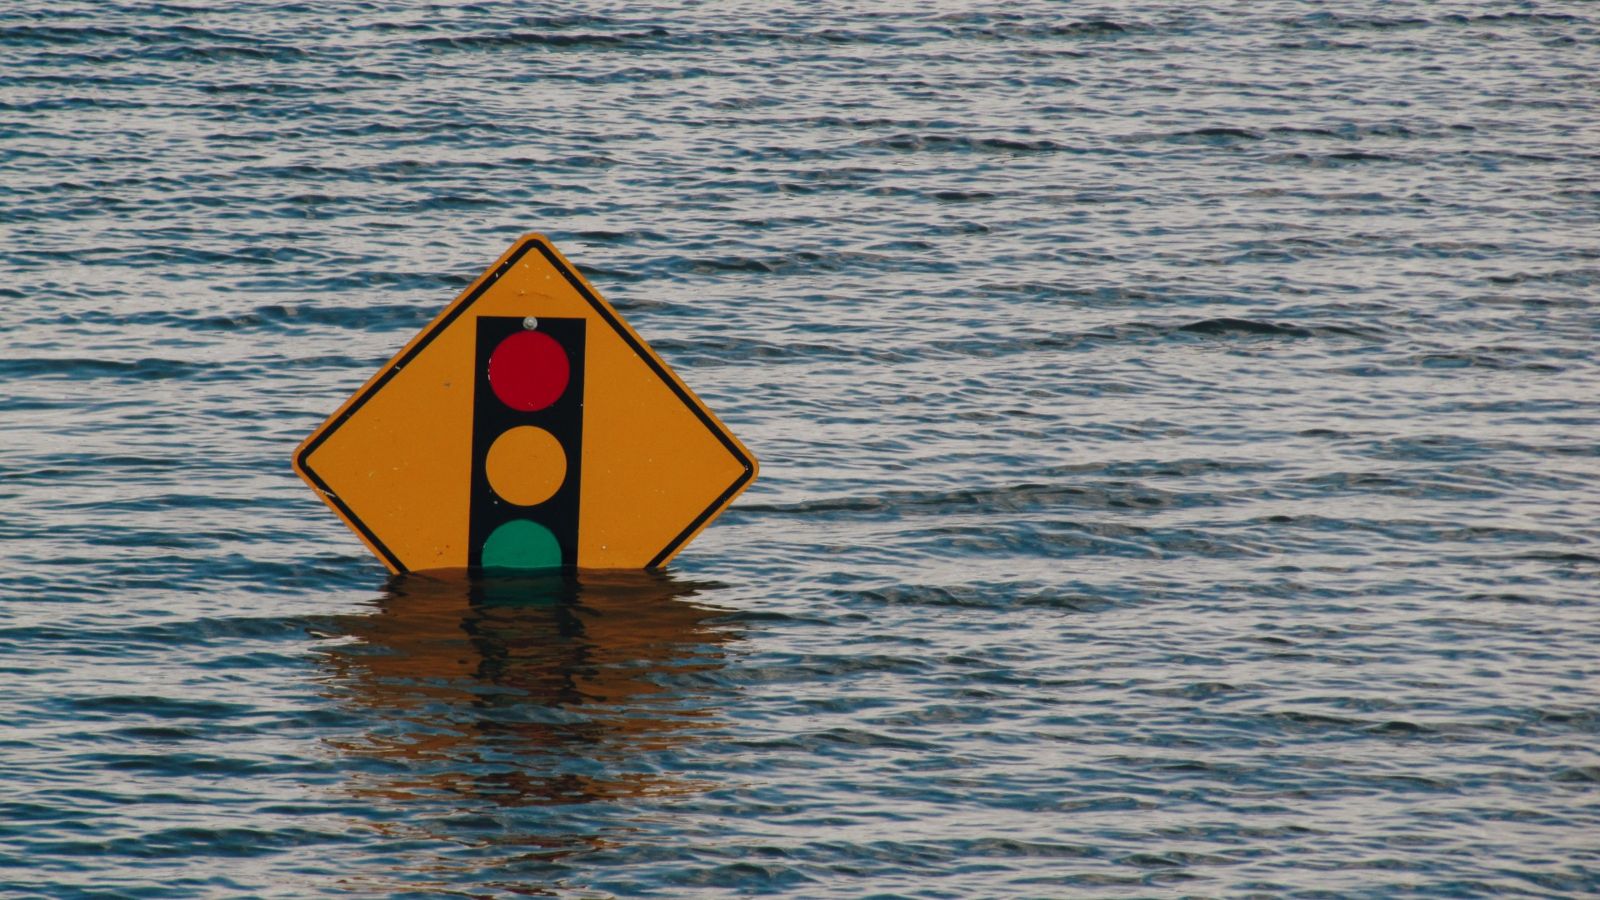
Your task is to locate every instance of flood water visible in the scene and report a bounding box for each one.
[2,1,1599,896]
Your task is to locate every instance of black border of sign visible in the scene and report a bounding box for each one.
[295,236,757,573]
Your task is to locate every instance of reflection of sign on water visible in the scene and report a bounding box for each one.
[317,571,739,815]
[293,234,758,574]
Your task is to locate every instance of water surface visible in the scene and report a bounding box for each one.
[2,1,1599,895]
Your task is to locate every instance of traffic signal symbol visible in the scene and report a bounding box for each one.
[468,316,586,570]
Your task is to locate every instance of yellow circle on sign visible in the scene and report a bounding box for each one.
[486,426,566,506]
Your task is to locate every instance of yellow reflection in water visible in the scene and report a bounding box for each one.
[318,569,739,816]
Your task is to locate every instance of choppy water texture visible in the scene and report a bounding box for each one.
[2,1,1599,896]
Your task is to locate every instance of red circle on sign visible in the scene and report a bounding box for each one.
[488,330,570,412]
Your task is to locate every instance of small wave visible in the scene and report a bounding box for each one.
[1176,317,1311,337]
[1267,122,1444,141]
[1282,13,1432,31]
[1162,127,1266,145]
[1486,267,1599,287]
[45,301,434,335]
[839,584,1118,613]
[1457,12,1582,27]
[417,29,667,50]
[940,19,1135,40]
[61,694,253,719]
[646,336,917,366]
[1269,150,1402,167]
[0,24,127,46]
[665,247,905,278]
[1048,20,1128,36]
[1407,350,1565,372]
[917,318,1383,362]
[737,480,1189,518]
[0,357,214,381]
[855,133,1072,154]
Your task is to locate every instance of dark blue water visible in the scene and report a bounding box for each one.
[3,2,1599,896]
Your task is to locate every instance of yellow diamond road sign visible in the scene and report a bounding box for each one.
[292,234,758,573]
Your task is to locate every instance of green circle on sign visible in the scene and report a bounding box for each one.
[481,520,563,570]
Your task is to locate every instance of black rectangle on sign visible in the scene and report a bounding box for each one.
[467,316,586,570]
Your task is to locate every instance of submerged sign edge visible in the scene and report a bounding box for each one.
[291,233,759,574]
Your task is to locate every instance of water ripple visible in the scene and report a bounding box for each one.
[2,0,1598,896]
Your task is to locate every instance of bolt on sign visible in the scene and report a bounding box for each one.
[293,234,758,573]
